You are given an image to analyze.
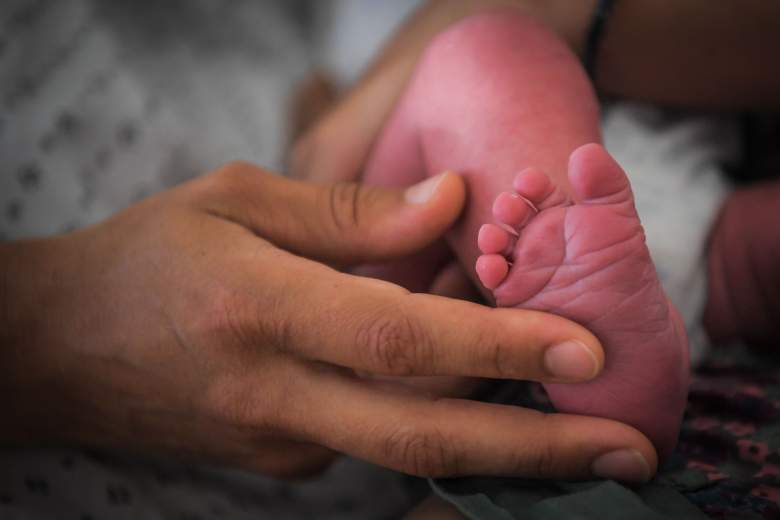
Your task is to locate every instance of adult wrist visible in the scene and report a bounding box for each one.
[0,237,84,444]
[1,239,50,366]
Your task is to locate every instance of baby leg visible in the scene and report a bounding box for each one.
[364,11,689,457]
[705,179,780,346]
[356,73,453,293]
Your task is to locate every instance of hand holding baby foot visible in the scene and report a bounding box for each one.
[1,161,658,482]
[477,144,690,458]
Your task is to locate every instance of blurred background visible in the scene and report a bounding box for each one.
[0,2,431,519]
[0,0,421,240]
[0,0,740,365]
[2,1,768,519]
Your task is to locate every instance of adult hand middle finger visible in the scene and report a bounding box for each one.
[263,254,603,384]
[278,361,656,482]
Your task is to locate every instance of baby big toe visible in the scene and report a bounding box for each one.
[568,143,632,205]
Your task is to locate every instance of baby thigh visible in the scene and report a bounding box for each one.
[369,11,602,288]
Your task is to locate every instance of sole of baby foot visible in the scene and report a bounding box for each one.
[476,143,689,458]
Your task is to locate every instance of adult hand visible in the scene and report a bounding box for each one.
[1,162,656,482]
[288,0,597,399]
[292,0,780,189]
[288,0,597,307]
[288,0,594,184]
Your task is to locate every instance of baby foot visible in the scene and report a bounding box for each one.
[476,143,689,458]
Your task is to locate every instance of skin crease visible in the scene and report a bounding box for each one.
[290,0,780,516]
[291,0,780,343]
[0,161,661,482]
[353,7,601,294]
[361,13,689,458]
[362,12,600,289]
[0,0,780,516]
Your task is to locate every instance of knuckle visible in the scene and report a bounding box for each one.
[191,161,268,213]
[199,278,290,358]
[484,335,513,379]
[201,366,291,441]
[357,309,434,375]
[444,314,511,378]
[512,414,560,478]
[319,182,392,258]
[196,294,291,431]
[201,288,256,351]
[204,378,255,428]
[211,161,265,198]
[217,160,261,180]
[323,181,362,234]
[382,425,457,477]
[530,437,558,478]
[474,312,532,378]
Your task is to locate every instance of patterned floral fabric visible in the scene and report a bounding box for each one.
[434,343,780,519]
[676,344,780,518]
[2,1,774,518]
[0,1,417,518]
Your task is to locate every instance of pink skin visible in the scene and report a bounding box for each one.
[361,11,690,457]
[705,178,780,347]
[358,10,599,293]
[477,144,690,457]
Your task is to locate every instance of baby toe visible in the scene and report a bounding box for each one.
[478,224,511,254]
[476,254,509,290]
[493,191,531,227]
[513,168,568,210]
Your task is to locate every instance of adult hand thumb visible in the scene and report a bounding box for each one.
[205,163,465,265]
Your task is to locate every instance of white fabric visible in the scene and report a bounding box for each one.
[0,1,414,519]
[311,0,421,87]
[0,0,737,518]
[0,0,310,239]
[313,0,739,365]
[604,102,737,364]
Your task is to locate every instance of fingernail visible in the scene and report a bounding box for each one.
[404,173,447,204]
[544,341,599,381]
[591,449,651,483]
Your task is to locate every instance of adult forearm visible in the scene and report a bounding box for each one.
[592,0,780,109]
[0,238,76,444]
[293,0,511,181]
[376,0,780,111]
[291,0,596,181]
[0,164,658,481]
[1,240,49,380]
[352,0,595,118]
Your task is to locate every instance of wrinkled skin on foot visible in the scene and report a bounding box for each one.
[477,144,690,458]
[361,11,600,295]
[364,12,690,457]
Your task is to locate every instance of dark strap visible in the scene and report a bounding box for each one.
[583,0,618,79]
